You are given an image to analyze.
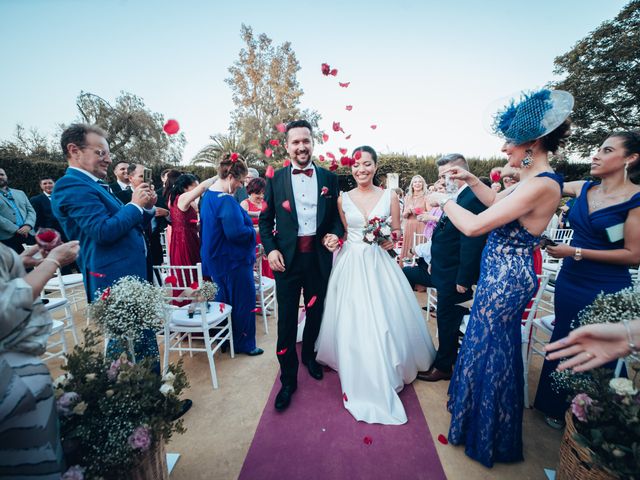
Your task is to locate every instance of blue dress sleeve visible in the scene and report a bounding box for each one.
[219,196,256,245]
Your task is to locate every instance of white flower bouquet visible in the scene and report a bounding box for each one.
[362,215,396,257]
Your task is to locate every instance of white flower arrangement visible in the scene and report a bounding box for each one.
[609,377,638,396]
[89,276,165,340]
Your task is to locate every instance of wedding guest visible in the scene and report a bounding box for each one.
[109,160,131,194]
[200,155,263,356]
[403,154,487,382]
[162,169,182,255]
[545,319,640,372]
[0,240,79,479]
[431,89,573,467]
[241,177,273,278]
[534,130,640,428]
[0,168,36,253]
[233,167,259,203]
[418,180,445,241]
[393,188,405,212]
[400,175,428,261]
[502,175,518,189]
[30,178,64,235]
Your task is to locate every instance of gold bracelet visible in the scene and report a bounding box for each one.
[43,257,61,270]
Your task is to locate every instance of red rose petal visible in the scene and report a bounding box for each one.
[276,123,286,133]
[332,121,344,133]
[189,281,199,289]
[339,148,348,155]
[265,165,275,178]
[282,200,291,212]
[100,287,111,301]
[345,134,351,140]
[437,434,448,445]
[345,105,353,111]
[339,82,350,88]
[370,125,377,130]
[230,152,239,162]
[322,133,329,142]
[277,347,288,356]
[189,219,199,223]
[219,303,225,313]
[318,154,325,162]
[343,392,348,402]
[330,68,338,76]
[329,160,338,171]
[269,139,280,146]
[283,159,291,167]
[89,271,106,278]
[340,156,353,166]
[265,148,273,158]
[163,119,180,135]
[272,229,278,235]
[307,295,317,308]
[326,152,335,160]
[251,307,260,313]
[321,63,330,76]
[363,436,373,445]
[354,151,362,160]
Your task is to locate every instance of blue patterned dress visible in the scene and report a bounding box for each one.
[447,172,563,467]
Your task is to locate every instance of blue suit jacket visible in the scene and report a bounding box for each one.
[51,168,152,301]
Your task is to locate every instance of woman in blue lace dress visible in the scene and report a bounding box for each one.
[427,89,573,467]
[534,131,640,427]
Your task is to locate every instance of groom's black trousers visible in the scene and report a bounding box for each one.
[403,261,473,373]
[274,252,328,387]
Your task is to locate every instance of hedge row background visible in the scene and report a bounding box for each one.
[0,154,591,198]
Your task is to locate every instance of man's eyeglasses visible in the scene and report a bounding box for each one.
[82,146,110,160]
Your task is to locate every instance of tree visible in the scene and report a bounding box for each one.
[190,132,257,167]
[552,1,640,156]
[225,24,321,165]
[0,124,64,162]
[75,91,186,166]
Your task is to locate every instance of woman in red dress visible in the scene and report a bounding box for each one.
[240,177,273,278]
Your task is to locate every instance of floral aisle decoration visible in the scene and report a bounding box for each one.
[89,275,165,342]
[362,216,397,257]
[552,288,640,479]
[57,330,188,480]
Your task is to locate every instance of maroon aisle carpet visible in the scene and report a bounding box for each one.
[238,356,447,480]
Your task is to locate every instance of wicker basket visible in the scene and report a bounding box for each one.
[557,410,616,480]
[130,440,168,480]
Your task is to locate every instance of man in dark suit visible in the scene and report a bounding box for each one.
[259,120,344,412]
[31,178,64,233]
[109,160,132,195]
[0,168,36,253]
[403,153,487,382]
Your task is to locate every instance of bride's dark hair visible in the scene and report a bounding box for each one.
[352,145,378,164]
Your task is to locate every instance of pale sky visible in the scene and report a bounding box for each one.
[0,0,629,163]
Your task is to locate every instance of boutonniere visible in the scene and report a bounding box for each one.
[320,186,331,198]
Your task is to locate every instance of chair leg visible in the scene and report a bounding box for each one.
[162,326,170,376]
[65,304,79,345]
[203,329,218,389]
[227,314,235,358]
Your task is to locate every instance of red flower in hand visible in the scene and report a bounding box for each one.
[265,165,275,178]
[490,171,501,182]
[36,229,57,242]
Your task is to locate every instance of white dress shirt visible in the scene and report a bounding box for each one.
[290,163,318,236]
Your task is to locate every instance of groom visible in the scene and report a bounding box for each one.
[259,120,344,412]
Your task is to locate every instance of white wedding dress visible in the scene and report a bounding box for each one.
[315,189,436,425]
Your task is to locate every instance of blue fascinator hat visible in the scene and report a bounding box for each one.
[493,89,574,145]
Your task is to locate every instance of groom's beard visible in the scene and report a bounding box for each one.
[291,150,312,168]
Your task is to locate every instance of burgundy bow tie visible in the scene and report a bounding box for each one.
[292,168,313,177]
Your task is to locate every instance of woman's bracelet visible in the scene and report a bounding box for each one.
[43,257,61,270]
[622,319,640,354]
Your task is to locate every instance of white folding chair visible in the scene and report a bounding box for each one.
[42,320,68,364]
[44,268,87,315]
[159,231,170,265]
[541,228,575,277]
[254,244,276,335]
[521,273,551,408]
[42,294,79,345]
[154,263,234,390]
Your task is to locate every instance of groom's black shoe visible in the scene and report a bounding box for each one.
[303,359,324,380]
[275,384,297,412]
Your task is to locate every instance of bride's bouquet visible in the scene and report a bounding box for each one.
[363,216,397,257]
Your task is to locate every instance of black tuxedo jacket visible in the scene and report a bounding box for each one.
[30,193,65,237]
[116,188,133,205]
[109,181,128,195]
[259,163,344,280]
[430,187,487,290]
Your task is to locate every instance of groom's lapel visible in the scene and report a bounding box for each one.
[315,164,326,226]
[282,164,299,225]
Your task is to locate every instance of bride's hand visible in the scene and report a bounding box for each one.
[379,240,394,250]
[323,233,340,252]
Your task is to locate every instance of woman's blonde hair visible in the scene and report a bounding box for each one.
[407,175,427,197]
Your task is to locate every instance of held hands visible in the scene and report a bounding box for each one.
[267,250,286,272]
[546,244,574,259]
[323,233,340,252]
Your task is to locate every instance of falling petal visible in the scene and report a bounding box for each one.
[89,271,106,278]
[339,148,347,155]
[437,434,449,445]
[307,295,317,308]
[265,165,275,178]
[282,200,292,212]
[363,436,373,445]
[322,133,329,142]
[277,347,288,355]
[283,159,291,167]
[329,160,338,171]
[276,123,287,133]
[265,148,273,158]
[318,154,325,162]
[219,303,225,313]
[330,68,338,76]
[269,139,280,146]
[354,151,362,160]
[339,82,350,88]
[272,229,278,235]
[100,287,111,301]
[345,134,351,140]
[321,63,331,76]
[326,152,336,160]
[340,156,353,166]
[343,392,348,402]
[345,105,353,111]
[370,125,377,130]
[164,275,177,286]
[251,307,260,313]
[163,119,180,135]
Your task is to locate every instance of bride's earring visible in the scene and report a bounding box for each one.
[522,149,534,168]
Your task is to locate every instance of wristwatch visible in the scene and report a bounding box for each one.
[439,195,455,209]
[573,247,583,261]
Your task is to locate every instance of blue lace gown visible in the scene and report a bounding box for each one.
[447,172,563,468]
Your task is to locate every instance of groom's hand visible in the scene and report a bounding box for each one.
[322,234,339,252]
[268,250,286,272]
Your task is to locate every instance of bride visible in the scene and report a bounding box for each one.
[315,146,436,425]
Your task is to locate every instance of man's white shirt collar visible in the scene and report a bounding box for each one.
[69,166,101,183]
